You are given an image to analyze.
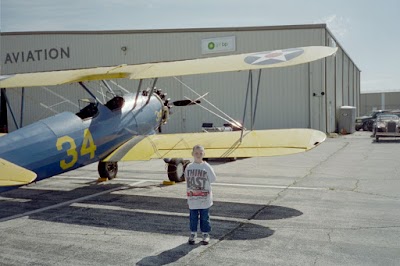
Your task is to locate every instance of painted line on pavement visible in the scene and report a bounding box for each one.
[70,202,248,224]
[54,176,327,191]
[0,181,147,223]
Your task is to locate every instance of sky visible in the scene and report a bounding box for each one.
[1,0,399,93]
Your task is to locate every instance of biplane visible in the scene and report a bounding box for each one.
[0,46,337,192]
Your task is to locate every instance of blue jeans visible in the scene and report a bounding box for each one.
[189,208,211,233]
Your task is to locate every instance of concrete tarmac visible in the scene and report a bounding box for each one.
[0,131,399,265]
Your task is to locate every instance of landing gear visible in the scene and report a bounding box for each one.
[98,161,118,180]
[164,158,190,182]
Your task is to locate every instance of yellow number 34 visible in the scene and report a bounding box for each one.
[56,129,97,170]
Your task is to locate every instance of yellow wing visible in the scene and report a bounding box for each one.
[0,46,337,88]
[0,158,37,187]
[103,129,326,162]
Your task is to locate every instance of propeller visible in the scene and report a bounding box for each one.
[173,92,208,106]
[153,88,203,133]
[172,99,201,106]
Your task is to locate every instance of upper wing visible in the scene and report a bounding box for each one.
[0,46,337,88]
[0,158,37,187]
[103,129,326,162]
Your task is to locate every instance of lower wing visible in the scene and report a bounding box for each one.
[0,158,37,187]
[104,129,326,161]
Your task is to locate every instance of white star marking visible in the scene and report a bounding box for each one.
[249,49,302,65]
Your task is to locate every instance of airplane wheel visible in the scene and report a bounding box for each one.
[98,161,118,180]
[375,136,379,142]
[167,158,189,182]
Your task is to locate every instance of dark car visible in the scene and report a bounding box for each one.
[355,110,389,131]
[389,109,400,117]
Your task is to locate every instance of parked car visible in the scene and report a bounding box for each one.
[372,114,400,142]
[389,109,400,117]
[355,110,388,131]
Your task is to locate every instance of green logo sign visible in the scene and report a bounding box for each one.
[208,42,215,50]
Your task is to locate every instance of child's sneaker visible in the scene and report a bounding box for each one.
[202,233,210,245]
[188,232,197,245]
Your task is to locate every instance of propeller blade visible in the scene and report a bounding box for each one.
[172,99,201,106]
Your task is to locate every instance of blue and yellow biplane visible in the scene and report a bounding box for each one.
[0,46,337,192]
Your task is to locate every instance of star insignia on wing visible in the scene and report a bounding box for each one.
[244,48,304,66]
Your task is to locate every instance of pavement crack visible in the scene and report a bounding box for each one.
[352,190,399,199]
[327,231,332,242]
[284,141,350,193]
[352,179,360,192]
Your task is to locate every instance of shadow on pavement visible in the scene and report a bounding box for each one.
[136,242,199,266]
[0,184,299,241]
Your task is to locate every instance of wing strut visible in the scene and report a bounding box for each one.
[79,82,100,102]
[146,78,158,104]
[101,80,116,96]
[240,71,252,141]
[133,79,143,110]
[2,89,19,130]
[252,69,262,128]
[20,87,25,128]
[0,88,9,132]
[240,69,263,142]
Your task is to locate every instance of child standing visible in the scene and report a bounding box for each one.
[185,145,216,245]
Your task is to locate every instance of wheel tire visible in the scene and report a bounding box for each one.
[229,157,237,161]
[98,161,118,179]
[375,136,379,142]
[167,158,189,182]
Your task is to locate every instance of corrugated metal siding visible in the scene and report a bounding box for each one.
[311,60,327,131]
[353,65,358,113]
[348,61,354,106]
[358,70,361,113]
[1,28,325,74]
[1,26,360,133]
[359,91,400,115]
[342,54,349,106]
[383,92,400,110]
[326,50,336,133]
[361,92,400,113]
[335,48,343,112]
[360,93,382,114]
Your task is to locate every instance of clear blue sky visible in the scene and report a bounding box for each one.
[1,0,399,93]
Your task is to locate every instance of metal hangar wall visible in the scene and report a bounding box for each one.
[0,24,360,133]
[360,91,400,114]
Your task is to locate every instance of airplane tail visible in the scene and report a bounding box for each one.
[0,158,37,187]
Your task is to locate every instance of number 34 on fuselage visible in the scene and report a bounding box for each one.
[0,92,164,191]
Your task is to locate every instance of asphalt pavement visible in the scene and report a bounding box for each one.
[0,131,399,266]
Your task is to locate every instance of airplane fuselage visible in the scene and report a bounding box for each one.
[0,93,164,192]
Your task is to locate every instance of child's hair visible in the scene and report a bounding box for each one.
[192,144,205,152]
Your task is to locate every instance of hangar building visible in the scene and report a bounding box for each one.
[360,90,400,115]
[0,24,360,133]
